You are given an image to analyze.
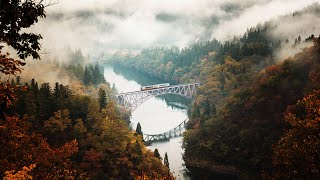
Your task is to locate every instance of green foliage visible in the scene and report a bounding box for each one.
[82,63,106,86]
[83,66,92,86]
[98,88,107,109]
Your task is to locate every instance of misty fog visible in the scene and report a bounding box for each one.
[32,0,318,56]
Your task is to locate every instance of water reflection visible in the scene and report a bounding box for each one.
[112,65,191,110]
[104,66,190,179]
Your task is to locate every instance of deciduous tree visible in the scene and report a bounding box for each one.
[272,90,320,179]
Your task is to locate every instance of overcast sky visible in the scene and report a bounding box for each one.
[34,0,318,54]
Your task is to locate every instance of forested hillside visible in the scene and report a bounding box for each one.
[109,4,319,85]
[184,39,320,177]
[0,1,173,179]
[109,3,320,178]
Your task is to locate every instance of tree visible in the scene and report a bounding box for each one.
[0,0,46,59]
[93,63,100,85]
[272,90,320,179]
[0,54,26,115]
[38,83,53,120]
[44,109,72,134]
[135,122,143,137]
[153,148,162,160]
[298,35,301,44]
[164,152,169,169]
[0,1,83,179]
[83,66,92,86]
[53,82,60,98]
[98,88,107,109]
[73,118,87,137]
[0,0,45,111]
[0,116,79,179]
[80,149,103,179]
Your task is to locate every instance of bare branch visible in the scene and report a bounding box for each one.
[35,0,58,7]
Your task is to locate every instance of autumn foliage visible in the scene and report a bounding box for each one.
[272,90,320,179]
[0,116,80,179]
[1,1,173,179]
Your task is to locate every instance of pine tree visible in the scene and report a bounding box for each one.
[153,148,162,160]
[93,63,100,85]
[98,88,107,109]
[111,83,116,92]
[132,141,143,166]
[135,122,143,137]
[298,35,301,43]
[38,83,53,121]
[83,66,92,86]
[16,76,21,85]
[53,82,60,98]
[30,79,39,95]
[10,78,15,85]
[164,152,169,169]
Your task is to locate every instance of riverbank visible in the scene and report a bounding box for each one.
[104,66,190,179]
[184,156,239,177]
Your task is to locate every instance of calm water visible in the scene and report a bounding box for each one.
[104,66,191,179]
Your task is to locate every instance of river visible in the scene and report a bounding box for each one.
[104,65,191,179]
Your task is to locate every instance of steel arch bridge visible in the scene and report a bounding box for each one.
[116,83,200,111]
[143,118,188,142]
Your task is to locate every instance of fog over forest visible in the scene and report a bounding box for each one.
[33,0,318,55]
[2,1,320,179]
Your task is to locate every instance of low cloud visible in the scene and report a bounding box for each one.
[31,0,318,56]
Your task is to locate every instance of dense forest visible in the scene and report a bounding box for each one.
[109,4,320,85]
[109,4,320,179]
[0,1,173,179]
[1,0,320,179]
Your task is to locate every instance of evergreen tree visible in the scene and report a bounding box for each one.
[135,122,143,137]
[38,83,53,121]
[83,66,92,86]
[132,141,143,166]
[164,152,169,169]
[93,63,100,85]
[30,79,39,95]
[16,76,21,85]
[53,82,60,98]
[111,83,116,92]
[298,35,301,43]
[56,84,72,111]
[153,148,162,160]
[10,78,15,86]
[98,88,107,109]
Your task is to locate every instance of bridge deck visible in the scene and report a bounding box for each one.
[117,83,200,95]
[115,83,200,142]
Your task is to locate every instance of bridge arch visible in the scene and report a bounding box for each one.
[116,83,200,111]
[116,83,200,142]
